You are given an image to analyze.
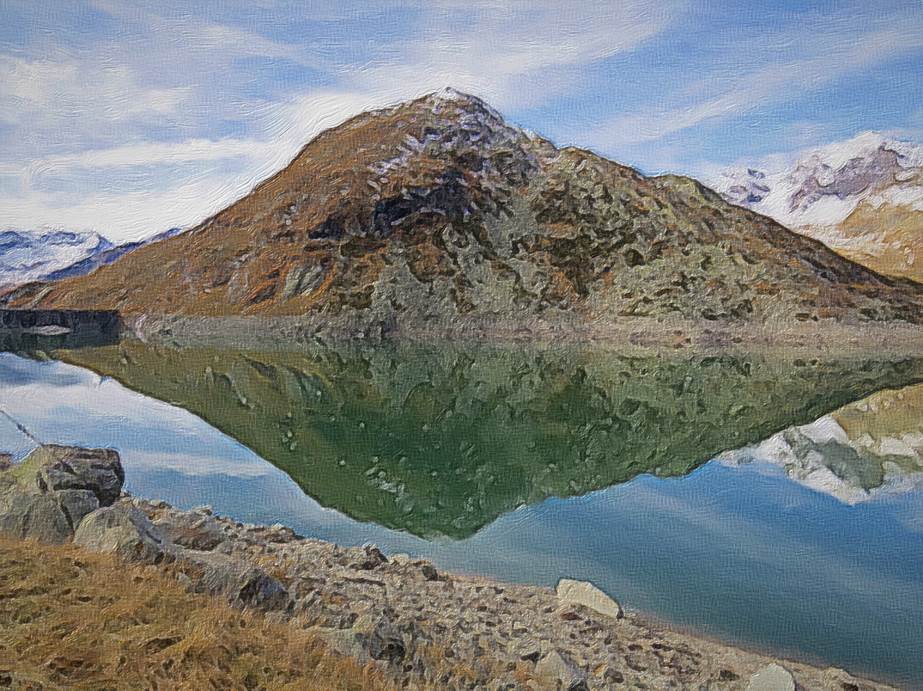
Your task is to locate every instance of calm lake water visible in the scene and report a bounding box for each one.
[1,342,922,686]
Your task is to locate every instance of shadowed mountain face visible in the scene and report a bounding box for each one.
[6,90,923,325]
[55,341,923,538]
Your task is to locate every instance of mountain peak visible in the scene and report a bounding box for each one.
[7,100,923,325]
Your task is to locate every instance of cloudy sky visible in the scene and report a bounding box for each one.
[2,1,922,242]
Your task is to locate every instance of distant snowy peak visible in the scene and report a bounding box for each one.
[0,227,184,288]
[714,132,923,229]
[0,229,113,287]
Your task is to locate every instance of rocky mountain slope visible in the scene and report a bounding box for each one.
[715,133,923,283]
[6,91,923,325]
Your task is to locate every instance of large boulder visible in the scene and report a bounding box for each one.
[32,445,124,506]
[0,489,72,543]
[0,445,125,542]
[556,578,623,620]
[74,504,167,564]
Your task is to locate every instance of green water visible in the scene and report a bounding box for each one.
[57,340,923,538]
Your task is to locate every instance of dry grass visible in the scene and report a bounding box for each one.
[0,538,395,691]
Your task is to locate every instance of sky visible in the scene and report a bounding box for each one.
[1,0,922,242]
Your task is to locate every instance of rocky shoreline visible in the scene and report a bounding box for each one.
[0,445,896,689]
[127,312,923,358]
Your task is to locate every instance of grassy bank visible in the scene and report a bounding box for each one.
[0,538,392,690]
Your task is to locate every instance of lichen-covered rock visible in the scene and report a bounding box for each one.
[0,488,72,543]
[74,504,166,564]
[0,445,125,542]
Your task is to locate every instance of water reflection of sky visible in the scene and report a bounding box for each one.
[1,353,922,687]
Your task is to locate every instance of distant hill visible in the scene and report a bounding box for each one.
[714,133,923,283]
[6,90,923,325]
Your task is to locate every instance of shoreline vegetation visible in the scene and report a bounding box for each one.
[0,445,895,690]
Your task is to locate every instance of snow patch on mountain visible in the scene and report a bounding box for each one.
[0,229,113,288]
[712,132,923,230]
[0,227,185,288]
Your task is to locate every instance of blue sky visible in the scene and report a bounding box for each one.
[1,0,922,241]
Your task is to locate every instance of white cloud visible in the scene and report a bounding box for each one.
[1,2,685,241]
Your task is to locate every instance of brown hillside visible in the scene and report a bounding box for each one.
[6,89,923,324]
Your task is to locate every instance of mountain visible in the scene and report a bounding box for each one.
[0,229,113,288]
[714,133,923,283]
[0,227,184,289]
[5,90,923,326]
[43,227,184,282]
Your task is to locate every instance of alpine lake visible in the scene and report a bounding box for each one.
[2,333,923,687]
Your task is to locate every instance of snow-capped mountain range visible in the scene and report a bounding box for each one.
[0,227,183,289]
[712,132,923,282]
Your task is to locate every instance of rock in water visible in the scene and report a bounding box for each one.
[747,663,796,691]
[74,505,166,563]
[556,578,624,620]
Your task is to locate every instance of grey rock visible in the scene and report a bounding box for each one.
[0,487,72,543]
[310,626,370,663]
[420,563,440,581]
[556,578,623,620]
[175,550,290,611]
[0,445,126,544]
[74,504,166,563]
[747,663,796,691]
[55,489,100,529]
[34,445,124,506]
[535,650,589,691]
[154,510,225,551]
[352,613,407,664]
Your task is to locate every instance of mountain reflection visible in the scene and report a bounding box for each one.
[54,341,923,538]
